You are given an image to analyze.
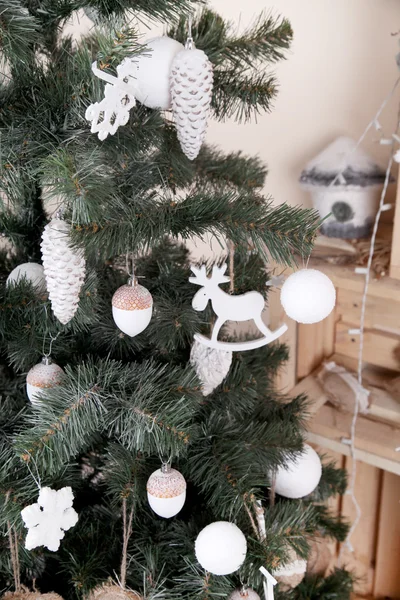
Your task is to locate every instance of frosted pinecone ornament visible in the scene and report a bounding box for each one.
[41,217,86,325]
[170,35,213,160]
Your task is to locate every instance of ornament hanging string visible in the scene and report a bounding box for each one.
[120,497,134,590]
[186,13,194,49]
[5,492,21,592]
[125,252,136,281]
[22,450,42,488]
[42,305,61,358]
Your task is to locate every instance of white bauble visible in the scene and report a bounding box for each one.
[190,340,232,396]
[7,263,46,294]
[26,357,64,405]
[195,521,247,575]
[134,37,184,110]
[112,281,153,337]
[274,445,322,499]
[147,465,186,519]
[229,588,261,600]
[280,269,335,324]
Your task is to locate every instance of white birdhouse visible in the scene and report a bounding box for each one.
[300,137,393,239]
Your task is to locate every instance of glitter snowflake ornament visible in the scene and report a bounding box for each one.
[190,340,232,396]
[170,36,213,160]
[41,218,86,325]
[21,487,78,551]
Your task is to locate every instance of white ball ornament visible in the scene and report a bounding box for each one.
[280,269,335,324]
[195,521,247,575]
[274,444,322,499]
[26,357,64,405]
[7,262,46,294]
[134,37,184,110]
[146,464,186,519]
[112,278,153,337]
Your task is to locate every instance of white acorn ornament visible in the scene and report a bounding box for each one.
[274,548,307,591]
[26,357,64,405]
[147,463,186,519]
[229,588,261,600]
[112,276,153,337]
[190,340,232,396]
[41,217,86,325]
[274,444,322,499]
[6,262,47,295]
[170,31,214,160]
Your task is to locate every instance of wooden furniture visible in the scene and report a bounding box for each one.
[269,257,400,599]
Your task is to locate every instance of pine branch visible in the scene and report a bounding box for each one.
[84,0,203,22]
[223,13,293,68]
[212,68,278,122]
[72,190,320,267]
[0,1,38,67]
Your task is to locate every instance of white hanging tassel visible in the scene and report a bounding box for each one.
[41,218,86,325]
[170,24,213,161]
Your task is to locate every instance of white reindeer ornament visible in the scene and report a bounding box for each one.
[190,264,287,351]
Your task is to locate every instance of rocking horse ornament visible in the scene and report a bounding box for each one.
[189,264,288,351]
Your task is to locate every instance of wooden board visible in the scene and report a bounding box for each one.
[307,403,400,475]
[340,458,381,596]
[373,471,400,598]
[335,322,400,372]
[336,287,400,335]
[390,162,400,280]
[309,259,400,302]
[297,311,336,379]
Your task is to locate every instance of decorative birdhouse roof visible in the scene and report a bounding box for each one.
[300,136,391,188]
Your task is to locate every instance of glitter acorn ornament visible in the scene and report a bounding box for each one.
[26,357,64,405]
[229,588,261,600]
[280,269,336,324]
[170,26,214,160]
[88,584,142,600]
[274,548,307,591]
[6,262,46,295]
[146,463,186,519]
[112,277,153,337]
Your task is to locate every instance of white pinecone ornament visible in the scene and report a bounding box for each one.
[170,43,213,160]
[41,218,86,325]
[190,340,232,396]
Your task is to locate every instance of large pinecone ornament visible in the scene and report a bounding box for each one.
[190,340,232,396]
[41,218,86,325]
[170,45,213,160]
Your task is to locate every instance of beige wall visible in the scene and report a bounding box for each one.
[207,0,400,209]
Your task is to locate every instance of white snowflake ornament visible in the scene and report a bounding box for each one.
[21,486,78,552]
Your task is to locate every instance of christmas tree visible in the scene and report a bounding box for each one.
[0,2,352,600]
